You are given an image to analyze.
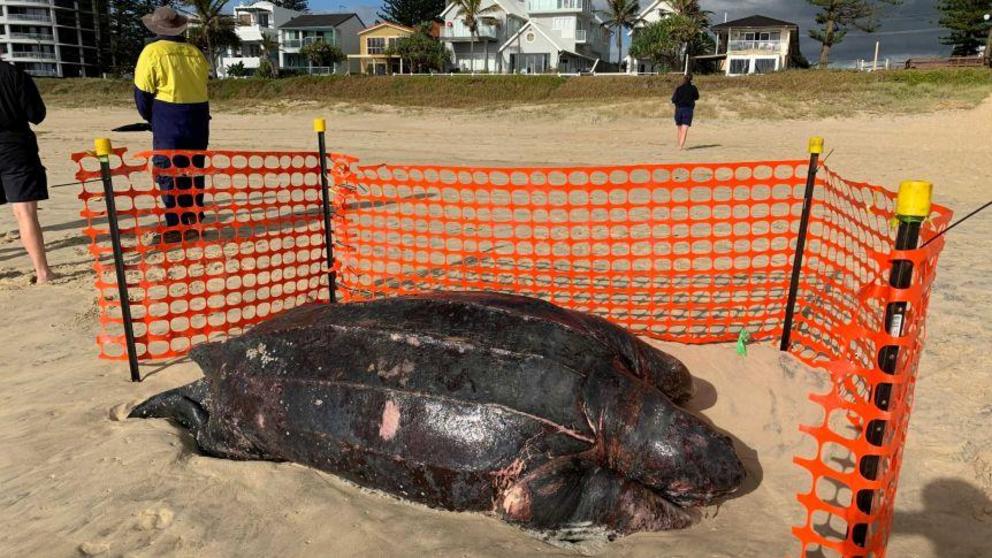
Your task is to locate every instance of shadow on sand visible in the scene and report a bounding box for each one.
[892,478,992,556]
[683,376,765,502]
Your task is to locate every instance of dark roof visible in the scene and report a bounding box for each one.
[282,13,361,29]
[711,15,798,30]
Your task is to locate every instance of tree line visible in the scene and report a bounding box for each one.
[105,0,992,77]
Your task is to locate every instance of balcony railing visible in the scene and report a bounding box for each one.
[282,36,333,49]
[6,13,53,23]
[11,51,57,59]
[728,40,782,52]
[8,32,55,41]
[10,0,52,4]
[440,21,499,40]
[527,0,583,12]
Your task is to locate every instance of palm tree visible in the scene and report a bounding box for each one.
[451,0,500,73]
[668,0,708,25]
[599,0,641,67]
[184,0,235,77]
[666,0,710,64]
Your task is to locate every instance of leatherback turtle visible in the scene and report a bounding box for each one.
[130,292,745,540]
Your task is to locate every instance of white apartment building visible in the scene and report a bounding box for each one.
[218,1,300,77]
[0,0,108,78]
[439,0,610,74]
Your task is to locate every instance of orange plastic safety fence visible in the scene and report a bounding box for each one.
[334,161,814,342]
[74,147,952,558]
[73,148,356,360]
[787,168,951,557]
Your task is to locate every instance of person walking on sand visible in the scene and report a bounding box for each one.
[671,74,699,151]
[0,61,54,283]
[134,6,210,244]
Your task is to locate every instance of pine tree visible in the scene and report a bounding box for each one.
[269,0,308,12]
[108,0,168,75]
[378,0,445,27]
[938,0,992,56]
[806,0,902,68]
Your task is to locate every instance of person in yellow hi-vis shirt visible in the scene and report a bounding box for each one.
[134,6,210,244]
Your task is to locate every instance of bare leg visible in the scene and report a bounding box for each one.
[678,126,690,150]
[10,201,54,283]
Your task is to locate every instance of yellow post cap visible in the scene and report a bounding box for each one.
[808,136,824,155]
[94,138,112,157]
[896,180,933,218]
[313,118,326,133]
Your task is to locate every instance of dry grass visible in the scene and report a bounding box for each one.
[37,68,992,119]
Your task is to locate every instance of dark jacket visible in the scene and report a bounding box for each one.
[0,62,46,165]
[133,36,210,150]
[671,83,700,109]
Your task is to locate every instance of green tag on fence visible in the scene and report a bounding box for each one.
[736,329,751,357]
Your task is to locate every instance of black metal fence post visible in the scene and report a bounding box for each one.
[780,136,824,351]
[96,138,142,382]
[850,180,932,550]
[315,118,336,303]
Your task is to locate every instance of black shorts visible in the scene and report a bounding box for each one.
[0,164,48,205]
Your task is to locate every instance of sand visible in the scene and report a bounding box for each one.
[2,98,991,557]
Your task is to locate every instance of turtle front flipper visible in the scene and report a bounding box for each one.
[497,458,696,542]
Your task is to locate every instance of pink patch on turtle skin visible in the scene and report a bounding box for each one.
[499,485,532,521]
[379,400,400,441]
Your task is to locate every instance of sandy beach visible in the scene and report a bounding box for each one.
[1,99,991,557]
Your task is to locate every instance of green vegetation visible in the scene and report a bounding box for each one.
[36,69,992,119]
[807,0,902,68]
[299,39,346,70]
[386,23,450,73]
[938,0,992,57]
[378,0,445,28]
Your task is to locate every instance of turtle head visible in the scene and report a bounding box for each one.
[587,371,746,507]
[129,378,211,434]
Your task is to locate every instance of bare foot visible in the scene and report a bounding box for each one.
[33,270,56,284]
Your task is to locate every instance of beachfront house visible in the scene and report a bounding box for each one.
[347,22,415,75]
[439,0,610,74]
[279,14,364,75]
[439,0,525,73]
[710,15,801,75]
[626,0,674,74]
[219,1,301,77]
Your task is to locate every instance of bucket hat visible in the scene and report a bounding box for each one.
[142,6,189,36]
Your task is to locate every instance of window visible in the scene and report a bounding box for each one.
[258,13,270,28]
[729,58,749,75]
[754,58,777,74]
[367,37,385,54]
[238,13,252,26]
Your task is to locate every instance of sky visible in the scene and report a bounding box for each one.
[304,0,956,65]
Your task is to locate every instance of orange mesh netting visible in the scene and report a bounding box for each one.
[335,161,814,342]
[74,149,355,360]
[73,148,951,557]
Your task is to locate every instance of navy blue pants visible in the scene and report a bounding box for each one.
[152,137,207,228]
